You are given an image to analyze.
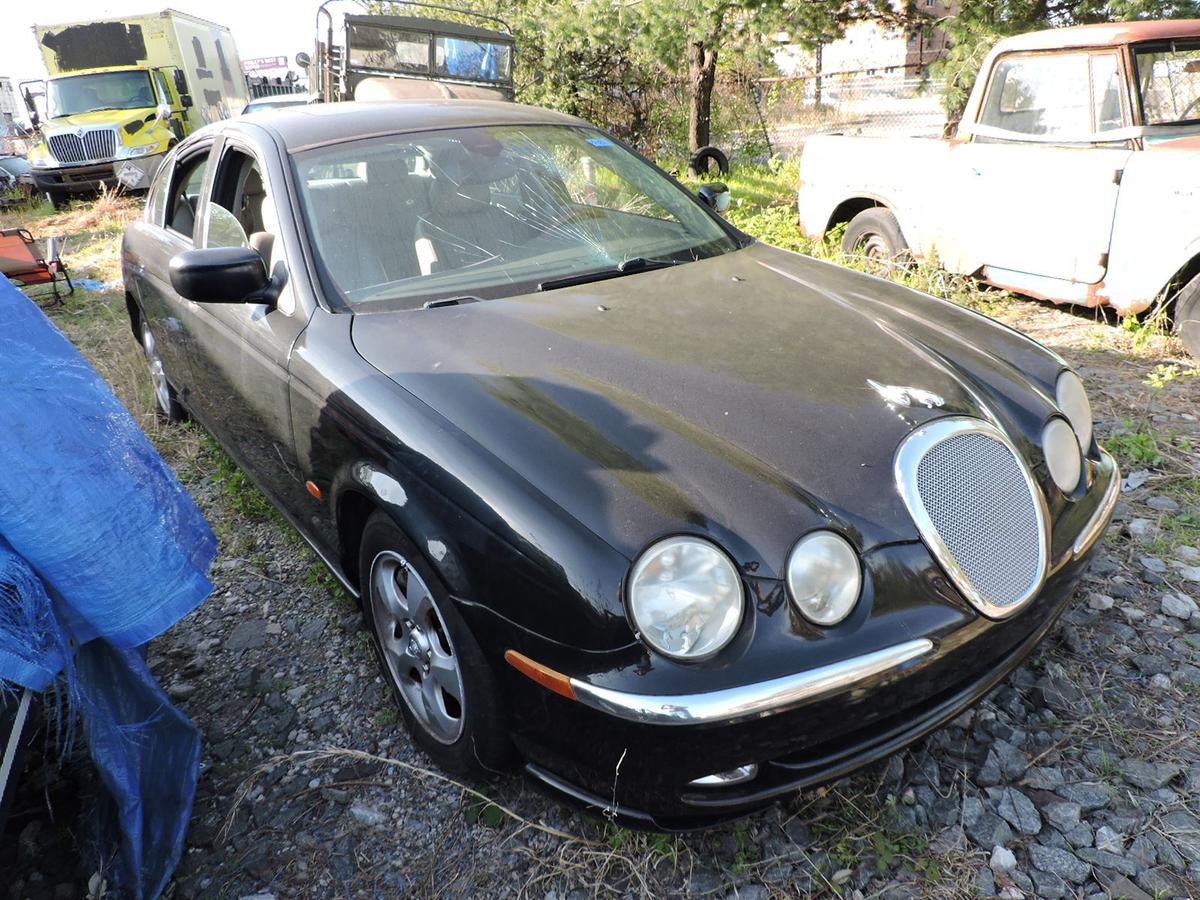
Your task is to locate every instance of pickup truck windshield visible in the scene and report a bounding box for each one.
[47,71,156,118]
[295,124,740,311]
[1135,42,1200,124]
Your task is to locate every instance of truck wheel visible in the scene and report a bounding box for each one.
[1174,272,1200,359]
[842,208,909,273]
[46,190,70,210]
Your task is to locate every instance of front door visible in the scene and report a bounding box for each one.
[184,138,313,512]
[944,49,1134,285]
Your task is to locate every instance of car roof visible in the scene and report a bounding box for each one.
[993,19,1200,53]
[227,100,587,153]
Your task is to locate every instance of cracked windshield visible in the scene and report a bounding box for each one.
[295,124,740,310]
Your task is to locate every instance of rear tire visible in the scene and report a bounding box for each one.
[141,318,187,424]
[359,513,512,777]
[1174,272,1200,359]
[841,207,909,273]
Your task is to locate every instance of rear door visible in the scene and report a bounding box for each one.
[946,49,1134,284]
[126,141,215,405]
[182,134,312,511]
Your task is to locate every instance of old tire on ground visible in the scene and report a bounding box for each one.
[359,512,512,777]
[841,207,909,272]
[1174,271,1200,359]
[140,318,187,423]
[688,145,729,177]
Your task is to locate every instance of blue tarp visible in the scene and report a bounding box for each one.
[0,276,217,898]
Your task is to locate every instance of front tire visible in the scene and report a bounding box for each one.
[141,318,186,423]
[359,513,512,776]
[1174,271,1200,359]
[841,207,909,273]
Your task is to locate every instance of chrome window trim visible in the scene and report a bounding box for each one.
[569,638,933,726]
[894,416,1050,620]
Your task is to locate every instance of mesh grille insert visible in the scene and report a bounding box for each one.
[914,431,1042,610]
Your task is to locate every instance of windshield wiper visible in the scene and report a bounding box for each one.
[538,256,688,292]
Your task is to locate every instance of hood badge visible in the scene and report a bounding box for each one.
[868,379,945,409]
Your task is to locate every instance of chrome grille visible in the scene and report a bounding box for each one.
[896,418,1047,618]
[48,129,117,164]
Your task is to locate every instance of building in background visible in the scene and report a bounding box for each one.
[0,77,20,132]
[773,0,958,81]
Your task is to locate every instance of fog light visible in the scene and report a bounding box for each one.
[688,764,758,786]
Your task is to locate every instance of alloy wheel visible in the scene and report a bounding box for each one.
[369,550,466,744]
[141,320,172,415]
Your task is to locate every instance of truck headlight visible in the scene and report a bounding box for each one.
[116,144,158,160]
[1042,417,1082,493]
[628,537,743,660]
[1055,370,1093,453]
[786,531,862,626]
[29,154,52,169]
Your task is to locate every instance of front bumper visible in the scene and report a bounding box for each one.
[481,452,1118,828]
[31,152,165,195]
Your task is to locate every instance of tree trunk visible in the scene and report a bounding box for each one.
[687,40,718,159]
[814,41,823,107]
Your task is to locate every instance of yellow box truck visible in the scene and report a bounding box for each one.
[25,10,249,205]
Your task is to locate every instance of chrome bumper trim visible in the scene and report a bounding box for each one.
[1072,450,1120,559]
[569,638,934,726]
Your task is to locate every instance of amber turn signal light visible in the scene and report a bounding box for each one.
[504,649,576,700]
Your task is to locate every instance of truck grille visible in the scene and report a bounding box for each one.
[48,129,117,164]
[895,418,1048,618]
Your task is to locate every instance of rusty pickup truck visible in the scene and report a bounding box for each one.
[797,20,1200,357]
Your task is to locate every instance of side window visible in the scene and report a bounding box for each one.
[205,146,293,314]
[980,53,1092,138]
[165,151,210,239]
[154,70,171,106]
[1091,53,1126,132]
[206,148,272,250]
[145,155,174,226]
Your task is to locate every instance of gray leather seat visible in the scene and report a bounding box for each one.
[414,146,524,274]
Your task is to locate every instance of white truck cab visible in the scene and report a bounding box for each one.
[798,19,1200,356]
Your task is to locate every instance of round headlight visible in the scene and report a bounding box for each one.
[1042,417,1082,492]
[1056,371,1093,452]
[628,537,744,660]
[786,531,862,626]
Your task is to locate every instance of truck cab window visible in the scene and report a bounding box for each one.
[980,53,1092,139]
[166,152,210,239]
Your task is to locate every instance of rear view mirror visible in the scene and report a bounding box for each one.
[698,182,731,213]
[169,247,269,303]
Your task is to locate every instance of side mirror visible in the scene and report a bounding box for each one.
[179,94,194,109]
[169,247,269,303]
[156,103,172,121]
[698,182,731,213]
[173,69,187,94]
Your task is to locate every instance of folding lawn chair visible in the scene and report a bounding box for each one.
[0,227,73,304]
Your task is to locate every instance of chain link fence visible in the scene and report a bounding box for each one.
[754,67,947,157]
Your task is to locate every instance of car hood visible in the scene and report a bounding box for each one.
[350,242,1061,576]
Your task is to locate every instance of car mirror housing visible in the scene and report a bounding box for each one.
[169,247,270,303]
[698,182,731,213]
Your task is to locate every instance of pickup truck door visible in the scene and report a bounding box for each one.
[947,49,1134,285]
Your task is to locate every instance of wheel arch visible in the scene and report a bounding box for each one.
[825,196,886,235]
[125,291,141,340]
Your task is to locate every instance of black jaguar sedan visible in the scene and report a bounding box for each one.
[121,101,1119,828]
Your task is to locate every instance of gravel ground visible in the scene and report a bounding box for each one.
[4,256,1200,898]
